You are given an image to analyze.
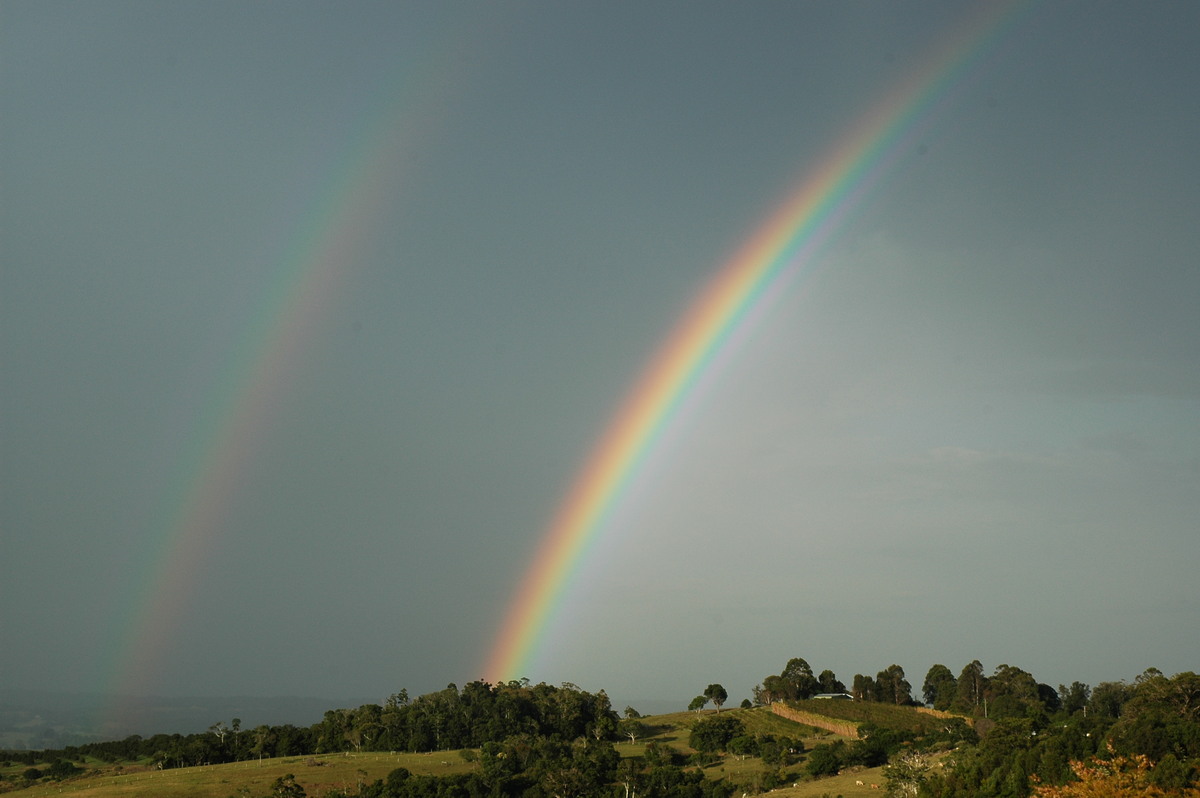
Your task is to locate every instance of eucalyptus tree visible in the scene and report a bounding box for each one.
[818,669,847,695]
[704,683,728,712]
[876,664,913,705]
[782,658,820,699]
[952,660,987,715]
[923,664,957,710]
[618,717,647,744]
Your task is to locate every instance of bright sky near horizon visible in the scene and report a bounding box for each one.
[3,1,1198,717]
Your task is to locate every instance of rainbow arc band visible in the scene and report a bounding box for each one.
[482,0,1033,685]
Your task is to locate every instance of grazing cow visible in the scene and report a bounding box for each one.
[856,780,864,786]
[871,784,879,790]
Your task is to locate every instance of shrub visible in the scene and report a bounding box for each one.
[690,714,746,752]
[728,735,760,758]
[46,759,82,780]
[805,742,844,777]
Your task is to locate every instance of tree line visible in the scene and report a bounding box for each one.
[750,656,1200,796]
[5,663,1198,797]
[753,656,1069,715]
[1,681,737,797]
[3,681,620,769]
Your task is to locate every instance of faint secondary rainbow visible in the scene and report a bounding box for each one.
[483,0,1033,684]
[101,133,400,715]
[104,143,382,700]
[98,29,477,723]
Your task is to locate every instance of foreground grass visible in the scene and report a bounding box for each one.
[9,758,889,798]
[5,751,474,798]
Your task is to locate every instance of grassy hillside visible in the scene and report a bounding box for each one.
[2,751,474,798]
[635,707,839,749]
[2,704,936,798]
[619,706,890,798]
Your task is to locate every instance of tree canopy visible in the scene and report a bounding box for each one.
[703,684,728,712]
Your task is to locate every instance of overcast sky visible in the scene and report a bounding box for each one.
[3,0,1198,715]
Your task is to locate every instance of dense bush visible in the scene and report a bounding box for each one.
[688,714,745,753]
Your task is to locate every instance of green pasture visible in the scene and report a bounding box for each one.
[3,751,473,798]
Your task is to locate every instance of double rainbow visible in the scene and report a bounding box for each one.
[482,0,1031,684]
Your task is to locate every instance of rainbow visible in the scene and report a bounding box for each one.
[102,133,395,711]
[482,0,1033,684]
[98,30,473,721]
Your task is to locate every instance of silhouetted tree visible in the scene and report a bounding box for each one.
[704,684,728,712]
[923,664,957,710]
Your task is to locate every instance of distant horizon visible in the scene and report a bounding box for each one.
[2,658,1191,749]
[5,654,1181,706]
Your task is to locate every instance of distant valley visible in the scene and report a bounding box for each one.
[0,690,373,750]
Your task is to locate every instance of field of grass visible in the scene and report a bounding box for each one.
[1,751,474,798]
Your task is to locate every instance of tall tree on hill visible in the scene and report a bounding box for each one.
[316,709,350,753]
[1109,670,1200,761]
[853,673,877,702]
[782,658,821,699]
[756,675,788,705]
[782,657,812,678]
[1038,682,1062,713]
[986,664,1042,719]
[704,684,728,712]
[586,689,618,741]
[818,669,847,695]
[952,660,987,715]
[1059,681,1091,715]
[876,664,913,705]
[250,725,274,762]
[1088,681,1131,720]
[208,721,229,751]
[923,664,957,710]
[346,704,382,753]
[1129,669,1200,722]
